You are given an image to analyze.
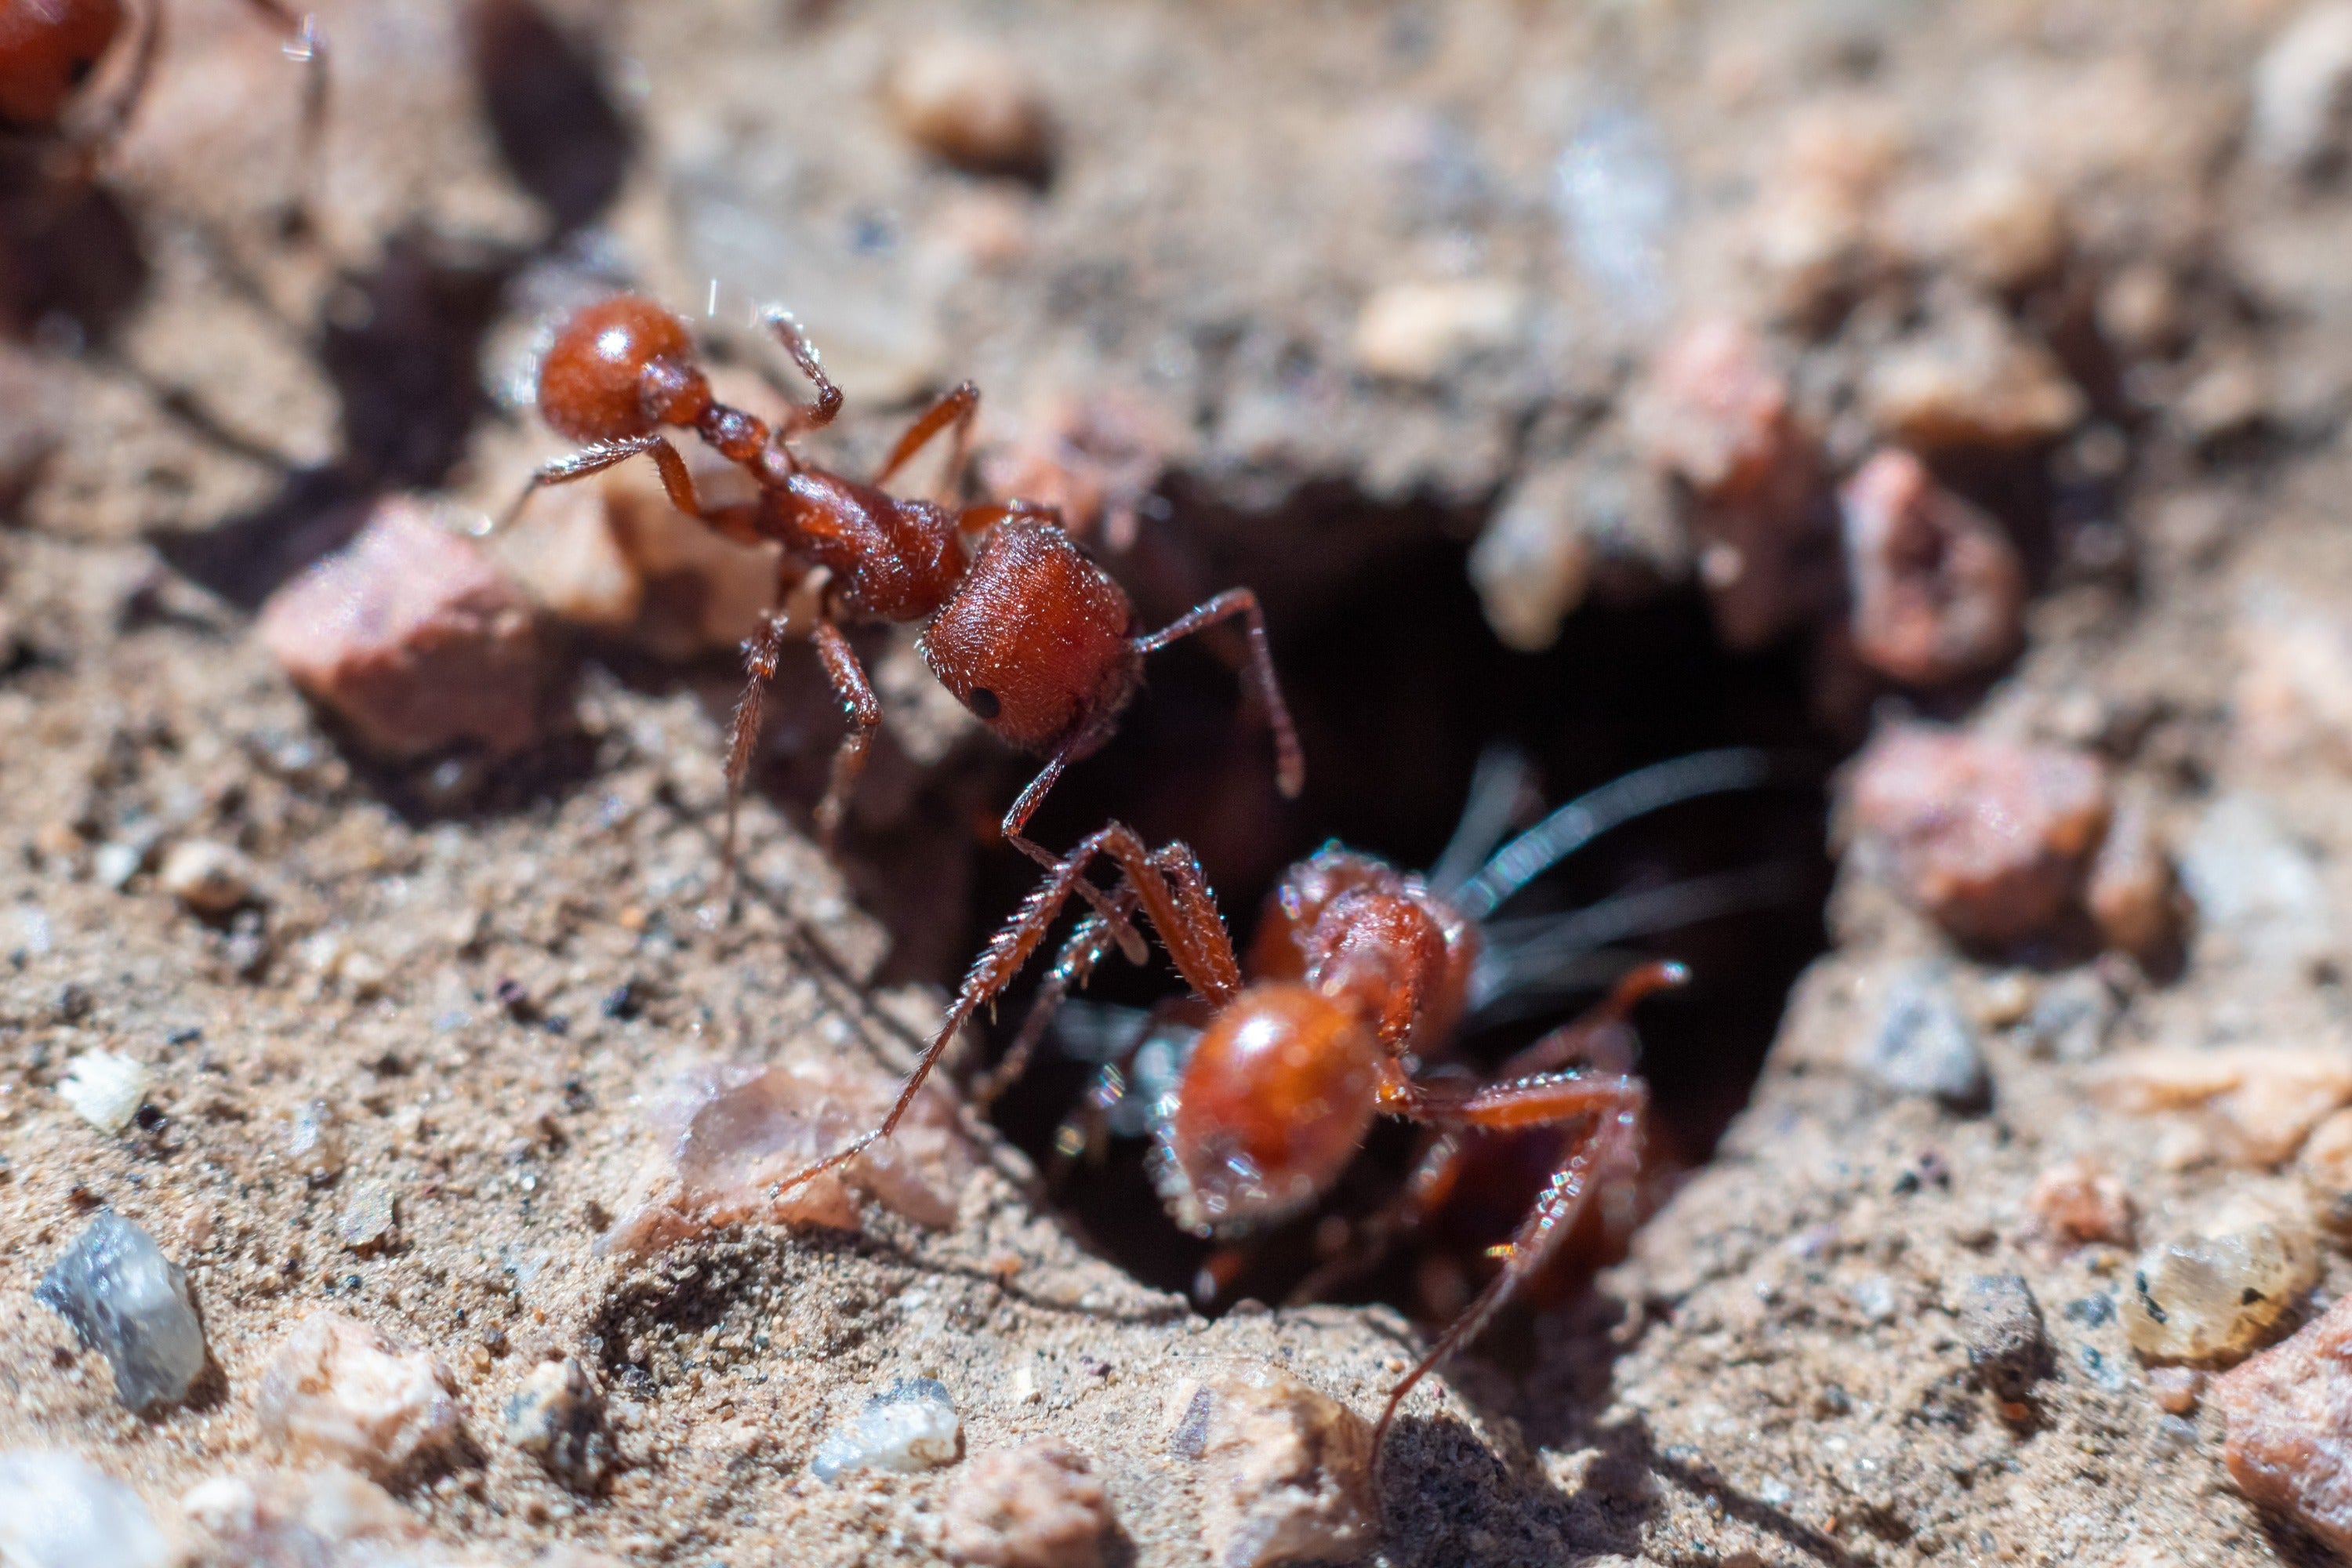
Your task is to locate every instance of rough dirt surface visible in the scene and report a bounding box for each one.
[14,0,2352,1564]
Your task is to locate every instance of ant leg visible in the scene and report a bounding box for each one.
[955,497,1064,537]
[995,753,1150,964]
[771,823,1241,1200]
[1496,960,1687,1079]
[1285,1124,1474,1307]
[1369,1069,1648,1461]
[808,619,883,853]
[873,382,980,502]
[232,0,328,234]
[497,434,709,532]
[717,612,792,919]
[758,308,846,437]
[972,885,1142,1109]
[1134,590,1305,800]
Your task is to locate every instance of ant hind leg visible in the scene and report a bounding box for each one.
[717,612,793,920]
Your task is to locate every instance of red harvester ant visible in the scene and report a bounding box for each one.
[503,293,1305,891]
[775,748,1799,1455]
[0,0,325,220]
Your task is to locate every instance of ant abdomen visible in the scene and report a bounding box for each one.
[0,0,123,128]
[537,294,705,443]
[1153,982,1382,1235]
[920,516,1143,757]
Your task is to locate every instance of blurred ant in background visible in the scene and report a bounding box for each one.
[771,747,1807,1454]
[0,0,325,225]
[504,292,1304,896]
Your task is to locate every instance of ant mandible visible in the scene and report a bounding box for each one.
[775,750,1793,1457]
[0,0,325,212]
[504,293,1305,890]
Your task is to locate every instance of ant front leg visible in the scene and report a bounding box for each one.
[873,382,980,502]
[808,617,883,853]
[1369,1067,1648,1462]
[758,308,845,440]
[1134,590,1306,800]
[497,434,710,532]
[772,823,1241,1200]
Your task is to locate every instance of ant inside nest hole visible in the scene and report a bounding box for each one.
[956,531,1837,1359]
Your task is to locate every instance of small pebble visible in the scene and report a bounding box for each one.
[943,1440,1115,1568]
[157,840,255,917]
[603,1058,971,1256]
[36,1211,207,1412]
[0,1450,171,1568]
[60,1051,151,1134]
[2085,793,2181,964]
[1466,460,1596,653]
[337,1182,398,1254]
[1169,1363,1377,1568]
[288,1098,348,1183]
[1838,448,2024,687]
[1959,1274,2053,1403]
[2216,1287,2352,1554]
[258,496,556,760]
[2149,1365,2204,1415]
[504,1356,609,1493]
[91,841,142,891]
[811,1377,963,1482]
[177,1465,420,1563]
[2024,971,2117,1062]
[2123,1218,2318,1366]
[1351,278,1526,382]
[1632,317,1837,650]
[2249,3,2352,176]
[1857,961,1989,1109]
[1922,166,2068,293]
[2025,1157,2136,1250]
[884,35,1056,179]
[1843,724,2111,946]
[256,1312,466,1484]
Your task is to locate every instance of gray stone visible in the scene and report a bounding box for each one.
[504,1357,609,1492]
[811,1377,962,1482]
[34,1213,206,1412]
[0,1450,171,1568]
[1960,1274,2053,1403]
[2025,971,2117,1062]
[1858,963,1990,1109]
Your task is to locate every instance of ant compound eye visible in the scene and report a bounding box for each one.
[968,687,1001,720]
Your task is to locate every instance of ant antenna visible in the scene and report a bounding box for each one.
[1425,746,1537,896]
[1452,747,1806,924]
[1468,861,1811,1020]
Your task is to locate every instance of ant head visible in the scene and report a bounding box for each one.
[1248,848,1410,981]
[920,516,1142,756]
[0,0,125,129]
[1152,982,1381,1236]
[537,294,706,444]
[1251,850,1478,1050]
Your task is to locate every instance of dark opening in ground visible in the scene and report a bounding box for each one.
[957,508,1839,1320]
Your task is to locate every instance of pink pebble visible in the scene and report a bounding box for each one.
[259,497,557,759]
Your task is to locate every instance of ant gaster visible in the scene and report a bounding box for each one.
[774,750,1793,1456]
[509,293,1305,885]
[0,0,325,211]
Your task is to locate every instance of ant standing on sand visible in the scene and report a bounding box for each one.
[503,292,1305,891]
[0,0,326,221]
[772,749,1802,1457]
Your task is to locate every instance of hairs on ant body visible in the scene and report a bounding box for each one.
[772,749,1802,1458]
[505,292,1304,897]
[0,0,326,220]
